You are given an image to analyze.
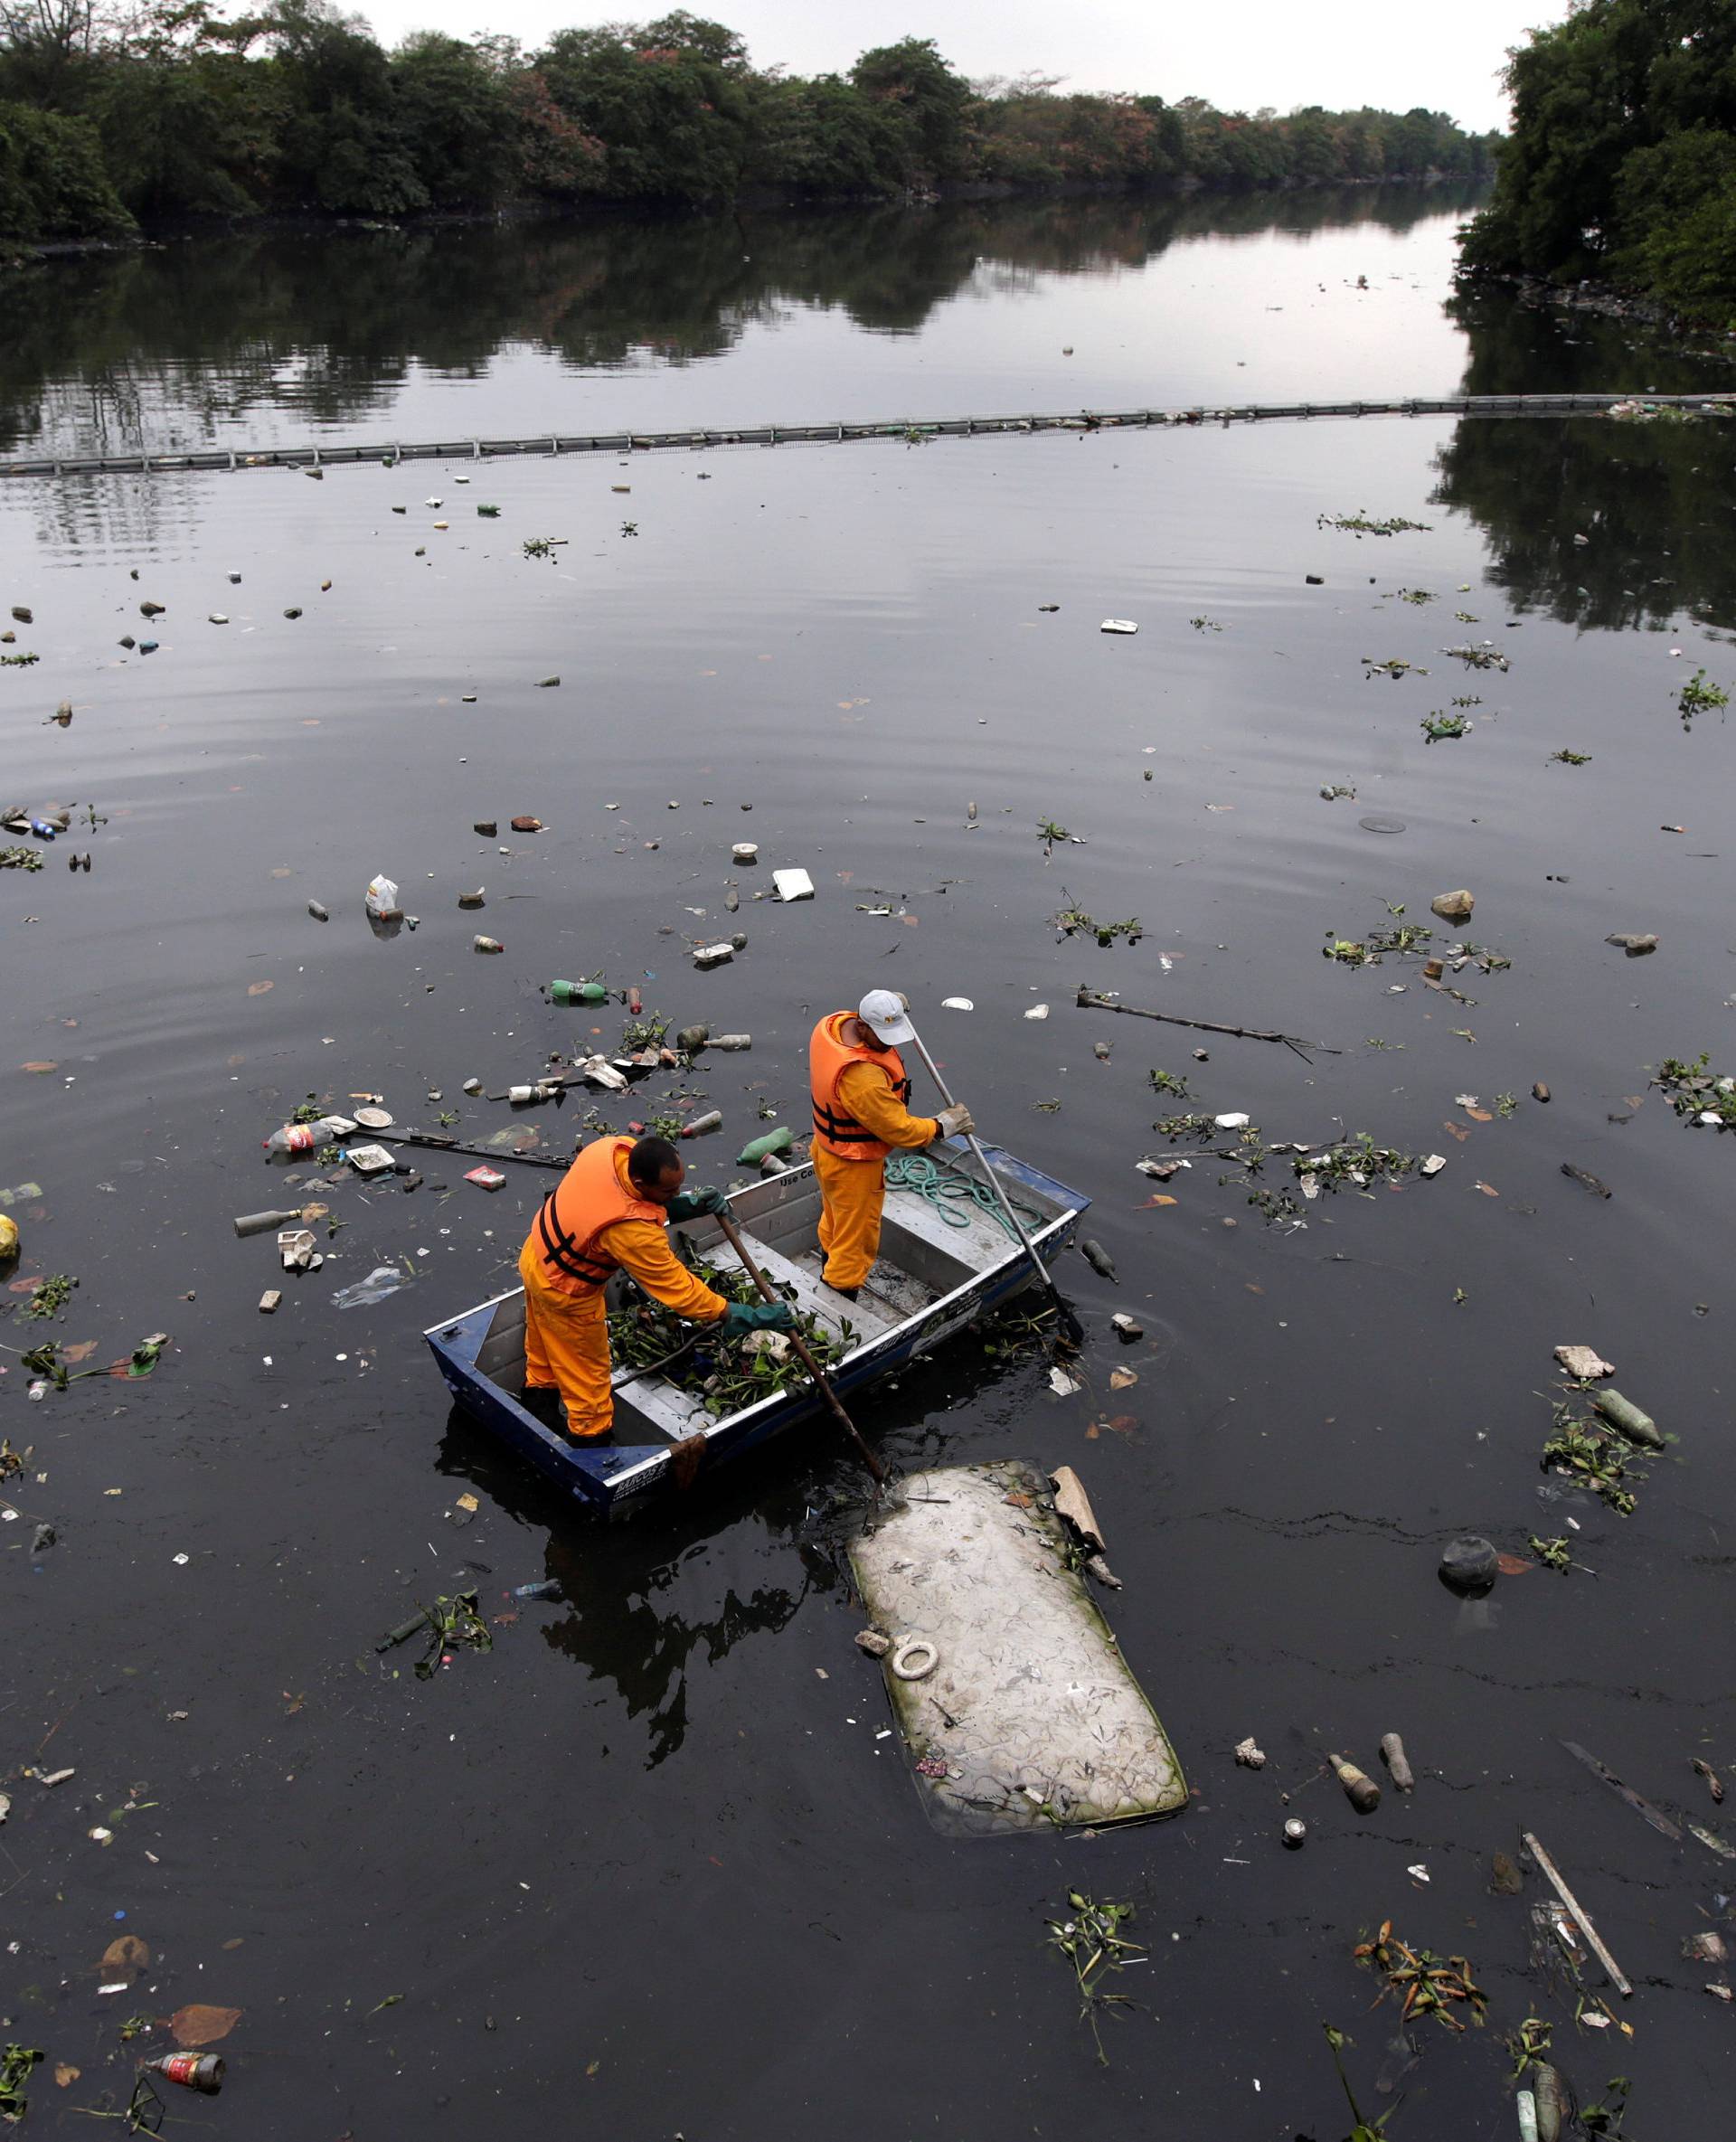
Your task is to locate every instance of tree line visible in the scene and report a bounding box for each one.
[0,2,1495,243]
[1460,0,1736,314]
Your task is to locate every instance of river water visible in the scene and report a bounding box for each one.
[4,185,1735,2137]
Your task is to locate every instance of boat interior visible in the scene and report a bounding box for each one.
[468,1151,1071,1446]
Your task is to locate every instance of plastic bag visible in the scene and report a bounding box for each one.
[365,874,400,918]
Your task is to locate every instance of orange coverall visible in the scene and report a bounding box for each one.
[518,1143,728,1441]
[815,1059,940,1292]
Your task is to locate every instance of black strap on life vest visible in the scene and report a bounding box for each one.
[811,1071,913,1145]
[535,1191,616,1285]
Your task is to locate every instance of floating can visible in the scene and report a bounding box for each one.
[146,2053,225,2094]
[731,843,758,863]
[1282,1818,1307,1849]
[548,979,608,1005]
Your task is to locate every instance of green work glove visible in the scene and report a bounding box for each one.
[666,1185,728,1221]
[720,1300,796,1335]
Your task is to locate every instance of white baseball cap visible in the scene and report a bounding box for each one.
[858,988,914,1045]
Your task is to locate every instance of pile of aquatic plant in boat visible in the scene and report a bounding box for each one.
[609,1257,854,1417]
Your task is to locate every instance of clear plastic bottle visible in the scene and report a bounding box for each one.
[264,1117,347,1156]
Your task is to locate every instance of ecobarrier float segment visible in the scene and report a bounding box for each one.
[4,393,1732,480]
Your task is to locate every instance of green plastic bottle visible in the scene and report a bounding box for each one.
[736,1127,793,1165]
[548,979,609,1006]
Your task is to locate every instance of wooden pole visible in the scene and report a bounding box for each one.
[1522,1831,1632,1996]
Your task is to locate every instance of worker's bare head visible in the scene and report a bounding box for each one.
[627,1134,684,1206]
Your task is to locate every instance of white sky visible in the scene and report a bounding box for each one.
[345,0,1568,134]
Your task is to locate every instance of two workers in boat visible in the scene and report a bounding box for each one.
[516,990,973,1445]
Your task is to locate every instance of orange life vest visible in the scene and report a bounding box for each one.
[809,1012,913,1161]
[528,1136,664,1296]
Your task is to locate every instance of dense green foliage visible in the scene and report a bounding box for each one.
[0,2,1494,241]
[1460,0,1736,312]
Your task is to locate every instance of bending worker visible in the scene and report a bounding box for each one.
[517,1132,794,1442]
[808,990,975,1300]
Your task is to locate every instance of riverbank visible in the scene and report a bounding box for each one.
[2,164,1486,270]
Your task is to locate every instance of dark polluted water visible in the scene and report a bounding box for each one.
[3,188,1736,2137]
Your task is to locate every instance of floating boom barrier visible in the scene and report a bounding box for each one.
[5,392,1733,481]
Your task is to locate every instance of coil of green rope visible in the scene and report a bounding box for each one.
[883,1150,1042,1242]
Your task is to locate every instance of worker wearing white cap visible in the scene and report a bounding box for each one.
[807,991,975,1298]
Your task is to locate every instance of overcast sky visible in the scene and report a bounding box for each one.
[345,0,1566,134]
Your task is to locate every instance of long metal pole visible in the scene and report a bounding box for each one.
[715,1213,886,1486]
[905,1026,1083,1344]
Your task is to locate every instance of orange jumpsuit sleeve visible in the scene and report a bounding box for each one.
[838,1061,940,1149]
[599,1218,731,1323]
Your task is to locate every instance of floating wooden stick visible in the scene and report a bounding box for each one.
[1522,1831,1631,1996]
[1075,987,1338,1059]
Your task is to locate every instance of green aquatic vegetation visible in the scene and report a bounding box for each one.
[1454,609,1480,622]
[1552,748,1592,764]
[1396,587,1435,604]
[1363,655,1428,679]
[0,847,42,871]
[1655,1052,1736,1126]
[1322,2024,1400,2141]
[1421,710,1470,741]
[1147,1068,1191,1099]
[1529,1534,1572,1572]
[1324,922,1432,966]
[1188,613,1223,632]
[0,651,40,667]
[607,1258,851,1418]
[1354,1920,1487,2033]
[1678,668,1728,721]
[1052,901,1140,947]
[1037,817,1070,851]
[1443,643,1508,671]
[1151,1111,1220,1141]
[521,536,554,559]
[1495,1092,1518,1117]
[21,1273,75,1321]
[414,1590,493,1680]
[1297,1133,1416,1192]
[1046,1892,1146,2066]
[0,2043,43,2122]
[1541,1403,1644,1514]
[1319,783,1357,800]
[1318,512,1432,536]
[1450,694,1481,707]
[620,1011,671,1051]
[476,504,500,517]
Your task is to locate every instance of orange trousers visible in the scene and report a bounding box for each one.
[815,1145,885,1292]
[517,1238,614,1440]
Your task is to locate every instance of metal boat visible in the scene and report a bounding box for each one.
[424,1142,1089,1517]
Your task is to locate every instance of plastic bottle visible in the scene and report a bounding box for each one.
[679,1110,723,1139]
[548,979,609,1005]
[264,1118,347,1156]
[737,1127,791,1165]
[145,2053,224,2094]
[232,1207,305,1238]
